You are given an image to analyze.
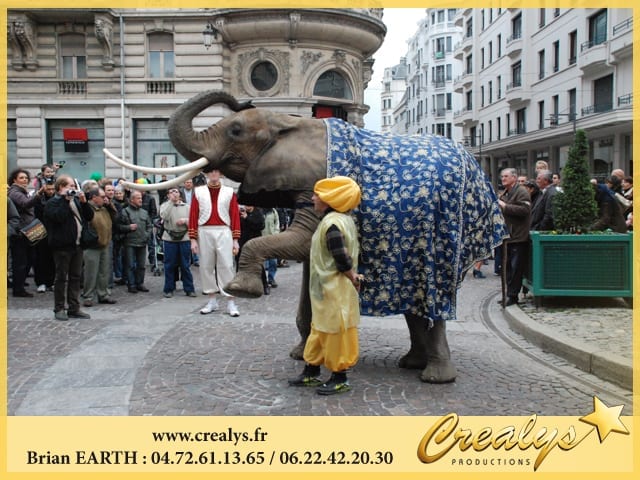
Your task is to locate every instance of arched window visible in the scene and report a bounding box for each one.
[313,70,353,100]
[148,32,174,78]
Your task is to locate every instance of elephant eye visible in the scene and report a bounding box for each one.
[229,123,243,138]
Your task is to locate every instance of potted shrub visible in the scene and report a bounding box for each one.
[524,129,633,306]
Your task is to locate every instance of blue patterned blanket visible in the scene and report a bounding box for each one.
[324,118,508,321]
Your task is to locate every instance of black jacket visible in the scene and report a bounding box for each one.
[43,194,94,250]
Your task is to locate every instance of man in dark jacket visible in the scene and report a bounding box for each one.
[498,168,531,306]
[118,190,153,293]
[43,175,94,320]
[530,170,558,231]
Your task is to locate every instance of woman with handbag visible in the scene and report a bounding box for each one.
[8,168,45,298]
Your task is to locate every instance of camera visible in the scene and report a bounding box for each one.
[55,161,65,169]
[66,189,78,197]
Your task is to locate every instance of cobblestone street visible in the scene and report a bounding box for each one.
[6,261,633,416]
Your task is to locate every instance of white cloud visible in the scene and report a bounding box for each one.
[364,8,426,132]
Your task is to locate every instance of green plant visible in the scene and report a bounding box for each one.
[552,129,597,233]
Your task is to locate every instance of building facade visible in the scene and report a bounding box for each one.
[392,8,463,141]
[383,8,633,184]
[6,8,386,182]
[380,59,407,133]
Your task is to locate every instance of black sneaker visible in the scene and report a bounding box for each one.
[68,310,91,319]
[288,364,322,387]
[288,373,322,387]
[316,378,351,395]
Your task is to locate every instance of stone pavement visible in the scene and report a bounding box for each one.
[6,260,633,416]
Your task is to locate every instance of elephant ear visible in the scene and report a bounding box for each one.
[240,114,328,201]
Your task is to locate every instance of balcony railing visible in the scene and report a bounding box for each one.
[612,17,633,36]
[146,80,175,94]
[58,81,87,95]
[581,36,606,52]
[581,103,613,115]
[617,93,633,106]
[506,31,522,44]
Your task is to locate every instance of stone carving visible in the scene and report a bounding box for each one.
[301,51,322,74]
[333,49,347,65]
[95,14,115,69]
[8,14,38,71]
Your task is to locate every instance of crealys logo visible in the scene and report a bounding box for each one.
[417,396,629,471]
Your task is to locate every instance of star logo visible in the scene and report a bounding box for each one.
[579,396,629,442]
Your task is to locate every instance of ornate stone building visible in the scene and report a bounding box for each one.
[6,8,386,181]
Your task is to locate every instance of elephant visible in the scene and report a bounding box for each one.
[112,90,508,383]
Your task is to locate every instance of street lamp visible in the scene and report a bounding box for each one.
[549,113,577,133]
[202,22,219,49]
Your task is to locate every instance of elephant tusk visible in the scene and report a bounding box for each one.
[121,169,202,192]
[103,148,209,174]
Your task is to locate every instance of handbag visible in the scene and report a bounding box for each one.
[20,218,47,245]
[167,227,188,241]
[80,222,99,249]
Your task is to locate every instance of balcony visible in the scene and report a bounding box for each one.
[581,103,613,116]
[578,39,608,73]
[432,80,446,90]
[432,50,445,61]
[146,80,175,94]
[461,35,473,54]
[506,33,522,58]
[58,81,87,95]
[453,41,464,60]
[618,93,633,108]
[453,107,474,126]
[609,18,633,60]
[505,81,530,105]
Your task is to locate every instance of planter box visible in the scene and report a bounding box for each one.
[523,231,633,305]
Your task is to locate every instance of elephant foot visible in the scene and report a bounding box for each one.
[420,359,457,384]
[289,341,305,360]
[398,351,428,369]
[225,272,264,299]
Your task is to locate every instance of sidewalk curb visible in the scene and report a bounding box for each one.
[502,305,632,390]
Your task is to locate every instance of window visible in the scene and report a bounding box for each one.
[446,36,452,52]
[481,86,485,107]
[465,90,473,110]
[436,94,446,116]
[539,9,546,28]
[568,88,577,120]
[506,113,511,133]
[488,80,493,103]
[448,9,456,21]
[496,117,501,140]
[554,9,560,18]
[589,10,607,47]
[481,9,485,30]
[593,74,613,112]
[434,65,445,86]
[516,108,526,134]
[60,33,87,78]
[538,101,545,129]
[481,48,485,69]
[497,75,502,99]
[489,41,493,64]
[512,14,522,39]
[437,10,445,23]
[435,37,445,58]
[538,50,545,79]
[148,33,174,78]
[446,93,452,110]
[552,95,559,118]
[466,18,473,38]
[512,61,521,87]
[553,41,560,72]
[488,120,493,142]
[569,30,577,64]
[465,54,473,74]
[314,70,352,99]
[446,64,452,81]
[497,34,502,57]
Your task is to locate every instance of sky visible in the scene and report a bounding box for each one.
[363,8,426,132]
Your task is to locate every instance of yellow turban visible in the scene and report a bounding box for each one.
[314,176,361,213]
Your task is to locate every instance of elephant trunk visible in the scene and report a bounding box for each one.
[167,90,254,164]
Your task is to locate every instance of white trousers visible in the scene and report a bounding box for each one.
[198,226,234,296]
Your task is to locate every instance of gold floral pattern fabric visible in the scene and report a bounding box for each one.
[325,118,508,321]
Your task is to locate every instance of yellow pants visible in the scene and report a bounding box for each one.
[303,325,359,372]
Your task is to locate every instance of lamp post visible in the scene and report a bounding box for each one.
[202,22,219,49]
[549,113,577,133]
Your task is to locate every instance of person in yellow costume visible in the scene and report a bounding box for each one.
[288,176,363,395]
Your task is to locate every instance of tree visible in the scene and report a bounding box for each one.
[552,129,597,232]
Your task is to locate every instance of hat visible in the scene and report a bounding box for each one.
[313,176,361,213]
[90,172,103,181]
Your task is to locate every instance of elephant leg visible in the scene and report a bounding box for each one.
[399,314,457,383]
[421,320,457,383]
[398,313,429,369]
[225,207,316,298]
[290,260,311,359]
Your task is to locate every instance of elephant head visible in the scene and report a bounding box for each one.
[167,90,328,208]
[103,90,328,205]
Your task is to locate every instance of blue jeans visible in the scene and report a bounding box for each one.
[125,245,147,288]
[163,240,195,294]
[264,258,277,283]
